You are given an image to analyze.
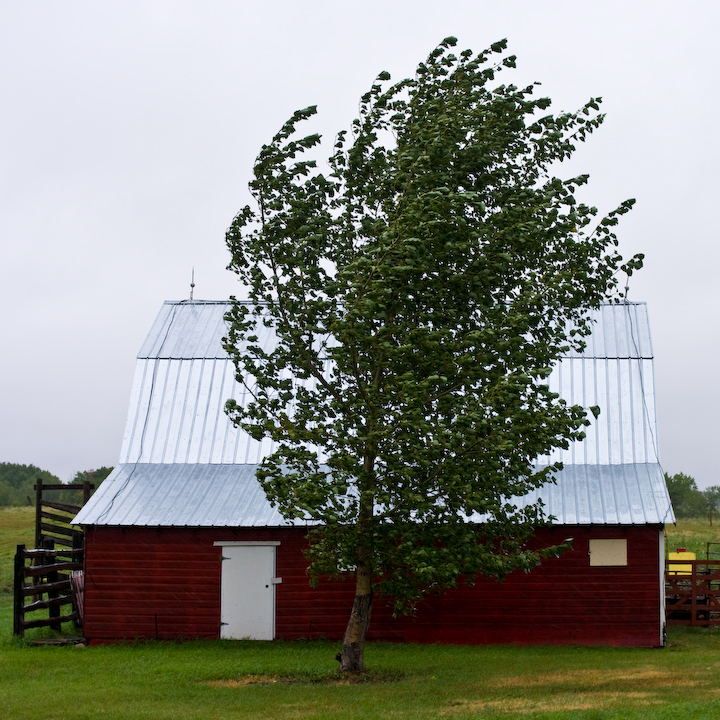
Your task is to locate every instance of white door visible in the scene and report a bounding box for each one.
[218,543,277,640]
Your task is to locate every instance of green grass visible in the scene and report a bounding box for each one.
[5,626,720,719]
[666,518,720,559]
[0,507,34,595]
[3,510,720,719]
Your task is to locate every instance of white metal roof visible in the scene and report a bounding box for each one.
[75,300,673,527]
[74,464,293,527]
[73,461,672,527]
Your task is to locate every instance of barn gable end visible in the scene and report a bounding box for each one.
[75,300,673,646]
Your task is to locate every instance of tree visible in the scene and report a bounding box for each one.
[0,462,60,507]
[224,37,640,671]
[45,466,114,506]
[665,472,707,519]
[703,486,720,525]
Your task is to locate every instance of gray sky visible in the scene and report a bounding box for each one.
[1,1,717,486]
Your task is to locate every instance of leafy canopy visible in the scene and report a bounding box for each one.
[0,464,112,507]
[665,472,718,519]
[225,37,639,610]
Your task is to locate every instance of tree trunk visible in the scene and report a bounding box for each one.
[338,452,376,672]
[339,542,373,672]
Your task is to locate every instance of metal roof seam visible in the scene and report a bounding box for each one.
[154,301,183,360]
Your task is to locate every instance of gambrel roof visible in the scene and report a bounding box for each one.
[75,300,673,527]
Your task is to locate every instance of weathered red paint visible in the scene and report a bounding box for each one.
[82,524,662,646]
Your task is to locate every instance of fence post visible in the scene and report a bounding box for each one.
[13,545,25,637]
[34,479,43,548]
[43,539,61,632]
[72,530,83,555]
[82,480,92,505]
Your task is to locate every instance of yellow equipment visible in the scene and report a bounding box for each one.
[668,549,696,575]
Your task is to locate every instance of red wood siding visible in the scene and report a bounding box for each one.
[83,525,662,646]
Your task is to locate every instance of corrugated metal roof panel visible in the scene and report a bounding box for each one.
[137,300,278,360]
[122,311,660,466]
[514,463,674,525]
[538,356,659,466]
[74,462,673,527]
[119,355,335,465]
[565,302,652,359]
[138,301,652,360]
[73,464,299,527]
[89,299,667,528]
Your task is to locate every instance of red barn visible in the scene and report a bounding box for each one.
[74,300,673,646]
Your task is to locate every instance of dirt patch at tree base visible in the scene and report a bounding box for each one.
[207,669,403,687]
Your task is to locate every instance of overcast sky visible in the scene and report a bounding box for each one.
[1,1,717,487]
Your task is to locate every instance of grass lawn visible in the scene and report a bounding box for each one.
[2,507,720,719]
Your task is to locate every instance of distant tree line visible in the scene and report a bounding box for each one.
[665,472,720,520]
[0,463,113,508]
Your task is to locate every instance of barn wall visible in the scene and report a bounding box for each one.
[83,524,662,646]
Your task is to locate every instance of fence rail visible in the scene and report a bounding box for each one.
[666,559,720,627]
[35,479,93,550]
[14,543,84,637]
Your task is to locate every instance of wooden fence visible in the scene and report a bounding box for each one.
[11,479,94,638]
[14,542,83,637]
[666,559,720,627]
[34,479,93,549]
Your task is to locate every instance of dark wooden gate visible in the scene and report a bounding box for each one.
[12,479,94,638]
[13,543,83,637]
[666,559,720,626]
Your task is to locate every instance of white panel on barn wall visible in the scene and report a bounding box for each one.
[217,543,278,640]
[589,538,627,567]
[164,361,190,463]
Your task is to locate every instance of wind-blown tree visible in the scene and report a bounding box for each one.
[225,37,641,671]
